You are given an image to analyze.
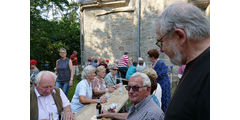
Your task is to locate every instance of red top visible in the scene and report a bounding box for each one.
[70,54,78,65]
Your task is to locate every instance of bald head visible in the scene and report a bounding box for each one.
[35,71,56,86]
[35,71,56,96]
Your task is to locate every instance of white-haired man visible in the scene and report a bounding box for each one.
[126,72,164,120]
[136,57,146,73]
[99,72,164,119]
[155,2,210,120]
[30,71,74,120]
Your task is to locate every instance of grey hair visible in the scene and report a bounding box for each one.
[130,72,151,88]
[108,63,118,70]
[82,65,96,79]
[35,71,57,86]
[59,48,66,52]
[156,2,210,41]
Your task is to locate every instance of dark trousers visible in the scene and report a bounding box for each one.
[118,67,128,78]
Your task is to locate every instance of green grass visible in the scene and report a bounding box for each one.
[67,75,82,101]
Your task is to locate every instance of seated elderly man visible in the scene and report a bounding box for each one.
[100,72,164,120]
[126,72,164,120]
[30,71,74,120]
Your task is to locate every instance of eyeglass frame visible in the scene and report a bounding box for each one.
[125,85,147,92]
[155,30,173,49]
[112,68,118,71]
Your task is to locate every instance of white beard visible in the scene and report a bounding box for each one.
[169,42,182,65]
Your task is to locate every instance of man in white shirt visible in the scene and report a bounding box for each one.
[136,57,146,73]
[30,71,74,120]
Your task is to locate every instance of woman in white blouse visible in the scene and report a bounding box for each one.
[70,65,107,114]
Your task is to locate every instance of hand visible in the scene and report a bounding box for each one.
[99,110,112,118]
[64,111,74,120]
[108,87,114,93]
[112,85,117,89]
[114,84,120,89]
[69,80,73,87]
[100,96,107,103]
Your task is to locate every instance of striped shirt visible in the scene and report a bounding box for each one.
[127,96,165,120]
[118,55,129,67]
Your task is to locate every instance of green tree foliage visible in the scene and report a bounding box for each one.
[30,0,80,71]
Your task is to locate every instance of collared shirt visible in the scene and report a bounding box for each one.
[104,72,116,87]
[34,88,70,120]
[127,96,165,120]
[71,79,93,113]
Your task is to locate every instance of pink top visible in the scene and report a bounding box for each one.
[178,65,186,74]
[91,76,106,99]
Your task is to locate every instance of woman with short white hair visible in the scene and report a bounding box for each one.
[71,65,107,114]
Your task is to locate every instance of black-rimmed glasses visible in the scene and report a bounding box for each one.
[125,86,147,92]
[155,31,171,48]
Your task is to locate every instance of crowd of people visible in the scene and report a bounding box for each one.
[30,2,209,120]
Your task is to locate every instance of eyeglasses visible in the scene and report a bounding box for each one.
[125,86,147,92]
[155,31,171,49]
[112,69,118,71]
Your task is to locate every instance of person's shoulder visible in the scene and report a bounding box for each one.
[92,77,98,82]
[147,98,162,110]
[145,101,164,118]
[78,79,87,86]
[157,60,164,64]
[104,73,110,79]
[107,72,112,76]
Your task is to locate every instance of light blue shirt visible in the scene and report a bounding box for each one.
[126,65,136,80]
[71,79,93,113]
[104,73,116,87]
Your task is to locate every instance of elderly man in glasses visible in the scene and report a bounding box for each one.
[100,72,164,120]
[156,2,210,120]
[126,72,164,120]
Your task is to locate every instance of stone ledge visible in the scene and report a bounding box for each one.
[79,0,129,12]
[96,8,134,16]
